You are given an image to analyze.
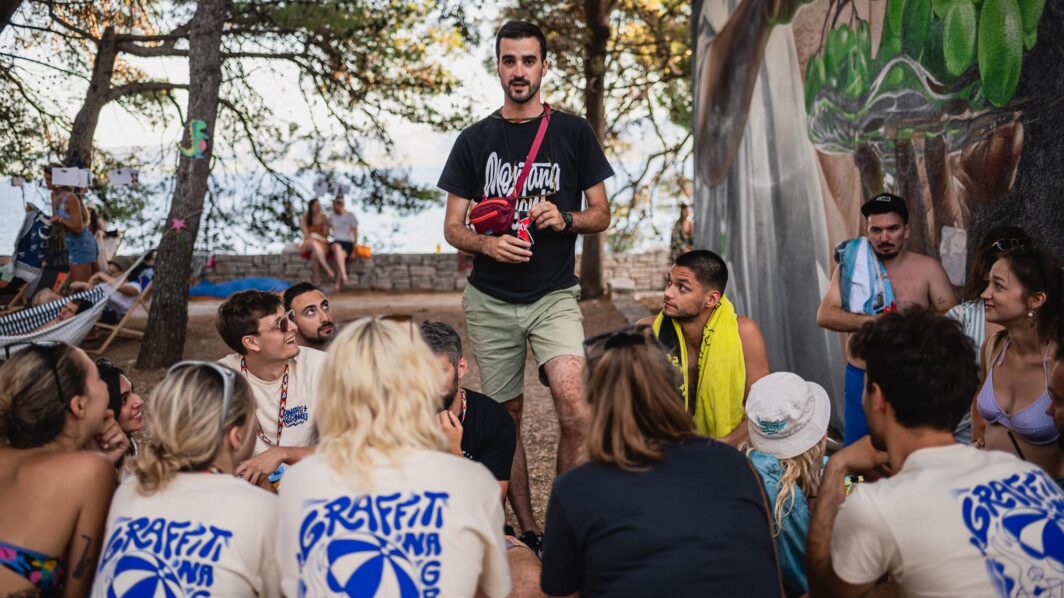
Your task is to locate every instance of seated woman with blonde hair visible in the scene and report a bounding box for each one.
[90,362,279,597]
[0,342,128,596]
[275,318,511,597]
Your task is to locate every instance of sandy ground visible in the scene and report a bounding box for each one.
[96,289,629,529]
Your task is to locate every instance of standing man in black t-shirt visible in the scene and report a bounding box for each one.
[438,20,614,547]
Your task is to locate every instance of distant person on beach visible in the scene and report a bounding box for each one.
[438,20,614,552]
[216,290,324,488]
[91,362,279,597]
[328,195,357,292]
[275,318,511,597]
[282,282,336,350]
[670,203,694,262]
[540,325,782,596]
[68,256,151,325]
[44,164,97,283]
[300,198,335,287]
[816,194,956,445]
[0,343,129,596]
[638,249,770,446]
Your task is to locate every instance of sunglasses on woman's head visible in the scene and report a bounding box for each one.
[583,325,654,361]
[166,361,236,434]
[4,341,66,402]
[992,238,1034,253]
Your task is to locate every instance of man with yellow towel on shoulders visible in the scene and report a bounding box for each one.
[639,250,770,446]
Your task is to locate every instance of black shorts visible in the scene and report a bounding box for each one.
[331,240,354,254]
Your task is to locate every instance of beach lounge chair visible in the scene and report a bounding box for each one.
[91,280,153,355]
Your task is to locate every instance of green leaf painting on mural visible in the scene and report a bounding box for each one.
[944,1,978,76]
[978,0,1023,106]
[804,0,1045,114]
[902,0,932,60]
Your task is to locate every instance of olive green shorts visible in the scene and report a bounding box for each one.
[462,283,584,402]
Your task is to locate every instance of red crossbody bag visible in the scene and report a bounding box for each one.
[468,104,552,236]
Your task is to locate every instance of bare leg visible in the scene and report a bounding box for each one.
[330,243,349,290]
[311,241,335,280]
[544,355,589,473]
[506,540,546,598]
[503,395,541,535]
[309,259,322,287]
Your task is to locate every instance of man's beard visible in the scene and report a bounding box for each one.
[440,372,460,412]
[504,78,540,104]
[315,321,336,341]
[873,245,900,260]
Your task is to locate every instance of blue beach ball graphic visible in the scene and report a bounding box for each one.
[106,552,183,598]
[326,533,420,597]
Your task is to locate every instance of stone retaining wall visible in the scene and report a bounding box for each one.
[204,249,670,293]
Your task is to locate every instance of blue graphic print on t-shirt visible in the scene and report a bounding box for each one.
[297,491,449,597]
[283,405,309,429]
[956,468,1064,597]
[96,517,235,597]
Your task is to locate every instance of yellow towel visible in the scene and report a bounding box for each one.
[653,295,746,438]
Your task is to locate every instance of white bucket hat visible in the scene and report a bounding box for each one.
[746,372,831,459]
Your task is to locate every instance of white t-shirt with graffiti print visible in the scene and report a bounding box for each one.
[219,347,326,455]
[92,473,280,597]
[831,443,1064,597]
[275,449,511,598]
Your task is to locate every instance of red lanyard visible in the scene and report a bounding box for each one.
[241,357,289,446]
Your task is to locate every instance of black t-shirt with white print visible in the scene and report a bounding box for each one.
[459,388,516,482]
[438,108,614,304]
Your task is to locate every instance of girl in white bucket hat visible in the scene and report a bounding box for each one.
[741,371,831,597]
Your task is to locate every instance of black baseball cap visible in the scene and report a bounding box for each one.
[860,193,908,224]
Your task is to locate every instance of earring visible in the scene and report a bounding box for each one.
[1027,309,1035,324]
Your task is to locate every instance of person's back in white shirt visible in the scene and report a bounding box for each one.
[92,474,279,597]
[832,444,1064,597]
[219,347,327,454]
[276,449,510,597]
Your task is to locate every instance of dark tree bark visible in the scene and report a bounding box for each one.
[579,0,613,299]
[65,27,117,168]
[136,0,228,369]
[0,0,21,33]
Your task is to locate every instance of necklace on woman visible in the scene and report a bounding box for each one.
[241,357,289,446]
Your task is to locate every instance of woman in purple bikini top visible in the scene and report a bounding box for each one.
[973,240,1064,484]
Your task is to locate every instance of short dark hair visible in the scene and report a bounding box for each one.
[419,321,462,365]
[495,20,547,60]
[283,282,321,312]
[72,299,93,315]
[849,309,978,432]
[674,250,728,293]
[997,244,1063,345]
[216,290,283,354]
[962,225,1030,301]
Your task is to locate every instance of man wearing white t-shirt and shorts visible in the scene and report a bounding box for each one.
[328,195,358,292]
[809,310,1064,597]
[216,290,325,486]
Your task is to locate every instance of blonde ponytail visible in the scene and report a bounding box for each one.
[132,365,253,494]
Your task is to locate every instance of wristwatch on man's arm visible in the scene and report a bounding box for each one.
[561,210,574,232]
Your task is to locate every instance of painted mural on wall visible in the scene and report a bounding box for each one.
[693,0,1064,429]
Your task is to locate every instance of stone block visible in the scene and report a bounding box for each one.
[454,277,467,291]
[409,265,434,277]
[607,277,637,296]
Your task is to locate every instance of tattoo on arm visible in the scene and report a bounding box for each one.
[72,534,93,578]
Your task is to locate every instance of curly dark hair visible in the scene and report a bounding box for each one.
[849,309,978,432]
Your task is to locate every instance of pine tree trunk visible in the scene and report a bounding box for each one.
[65,27,118,168]
[136,0,228,369]
[579,0,612,299]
